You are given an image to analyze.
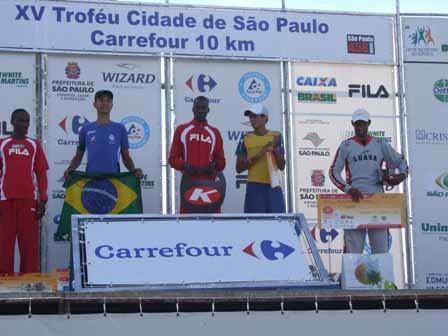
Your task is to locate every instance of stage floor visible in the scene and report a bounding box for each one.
[1,289,447,315]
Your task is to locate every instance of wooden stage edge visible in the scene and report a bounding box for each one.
[0,289,448,315]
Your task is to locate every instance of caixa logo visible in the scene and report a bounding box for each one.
[184,187,221,205]
[59,115,90,135]
[243,240,295,260]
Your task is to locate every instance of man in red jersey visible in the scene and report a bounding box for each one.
[169,96,226,213]
[0,109,49,273]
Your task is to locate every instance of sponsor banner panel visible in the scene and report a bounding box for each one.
[291,63,397,116]
[292,114,398,220]
[172,59,282,213]
[0,1,394,63]
[44,54,161,271]
[413,216,448,289]
[402,17,448,63]
[0,52,36,138]
[80,217,310,286]
[404,63,448,288]
[306,224,404,288]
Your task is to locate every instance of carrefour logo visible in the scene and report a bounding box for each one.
[433,79,448,103]
[243,240,295,260]
[59,115,90,135]
[185,74,217,93]
[94,240,295,260]
[121,116,150,149]
[238,72,271,103]
[311,227,338,243]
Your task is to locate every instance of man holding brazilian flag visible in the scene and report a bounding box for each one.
[55,90,143,241]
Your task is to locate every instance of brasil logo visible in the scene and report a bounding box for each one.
[433,79,448,103]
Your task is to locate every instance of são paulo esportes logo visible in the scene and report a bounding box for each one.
[120,116,150,149]
[408,26,435,47]
[238,72,271,103]
[433,79,448,103]
[243,240,295,260]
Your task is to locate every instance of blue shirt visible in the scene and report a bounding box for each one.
[78,121,129,174]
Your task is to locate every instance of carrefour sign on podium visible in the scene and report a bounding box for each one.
[71,214,330,291]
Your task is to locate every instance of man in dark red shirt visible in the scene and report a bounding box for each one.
[169,96,226,213]
[0,109,49,273]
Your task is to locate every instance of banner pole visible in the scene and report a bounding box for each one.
[394,0,415,288]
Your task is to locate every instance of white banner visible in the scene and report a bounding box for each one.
[80,217,309,286]
[0,52,36,138]
[290,62,398,220]
[0,1,394,63]
[172,59,282,213]
[43,54,162,271]
[402,16,448,63]
[404,63,448,289]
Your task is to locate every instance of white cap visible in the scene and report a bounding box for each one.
[244,103,270,117]
[352,108,370,122]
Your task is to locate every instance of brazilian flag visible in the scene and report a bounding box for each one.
[54,171,143,241]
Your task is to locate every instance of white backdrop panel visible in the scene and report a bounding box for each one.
[404,63,448,289]
[172,59,282,213]
[291,115,398,220]
[402,16,448,63]
[43,54,162,271]
[0,52,36,138]
[291,63,397,116]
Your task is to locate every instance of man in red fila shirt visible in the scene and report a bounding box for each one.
[0,109,49,273]
[169,96,226,213]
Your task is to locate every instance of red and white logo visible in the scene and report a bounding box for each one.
[184,187,220,205]
[8,147,29,156]
[189,133,212,143]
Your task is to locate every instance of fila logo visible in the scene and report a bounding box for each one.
[348,84,389,98]
[185,187,220,205]
[8,148,30,156]
[189,133,212,143]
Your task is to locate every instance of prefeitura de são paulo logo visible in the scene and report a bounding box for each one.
[65,62,81,79]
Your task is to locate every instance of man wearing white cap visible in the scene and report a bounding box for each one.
[236,104,286,213]
[329,108,408,253]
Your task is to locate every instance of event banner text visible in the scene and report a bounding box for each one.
[0,1,394,62]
